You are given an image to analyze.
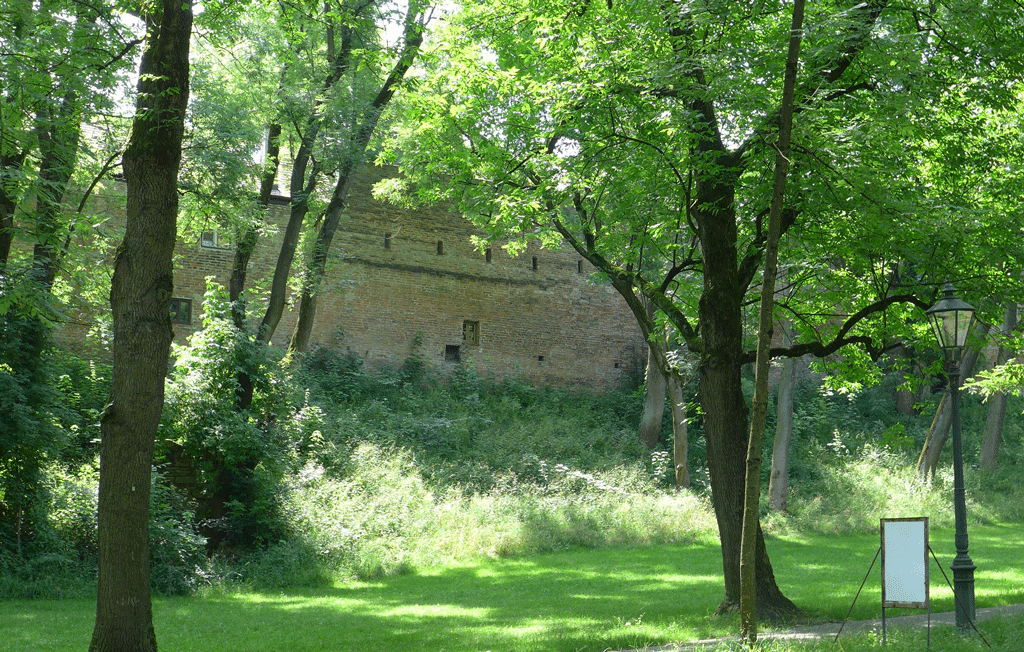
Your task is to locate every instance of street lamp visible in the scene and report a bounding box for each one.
[925,281,977,632]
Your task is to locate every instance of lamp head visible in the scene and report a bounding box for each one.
[925,281,976,366]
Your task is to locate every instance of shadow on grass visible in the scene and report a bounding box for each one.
[2,525,1020,652]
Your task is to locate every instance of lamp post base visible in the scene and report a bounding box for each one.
[951,554,976,631]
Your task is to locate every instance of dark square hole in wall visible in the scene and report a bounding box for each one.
[445,344,461,363]
[537,355,544,362]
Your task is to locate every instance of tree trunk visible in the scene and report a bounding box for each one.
[230,122,281,326]
[739,2,802,639]
[0,184,15,267]
[230,122,281,411]
[769,332,795,513]
[256,132,319,343]
[32,86,83,290]
[638,341,668,450]
[917,322,990,478]
[695,177,797,620]
[89,3,191,651]
[289,19,424,353]
[668,371,690,489]
[980,303,1016,472]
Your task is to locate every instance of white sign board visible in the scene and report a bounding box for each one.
[881,518,929,609]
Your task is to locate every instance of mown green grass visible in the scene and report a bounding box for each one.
[3,523,1021,652]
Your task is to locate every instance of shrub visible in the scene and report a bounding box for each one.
[149,473,209,595]
[161,281,294,549]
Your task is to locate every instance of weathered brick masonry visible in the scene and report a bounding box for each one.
[82,166,647,389]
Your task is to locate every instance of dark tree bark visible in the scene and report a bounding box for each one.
[89,2,192,651]
[0,150,27,268]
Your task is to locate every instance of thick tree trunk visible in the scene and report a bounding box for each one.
[769,341,794,512]
[668,372,690,489]
[980,303,1016,472]
[89,3,191,651]
[695,176,797,620]
[638,342,668,450]
[917,322,990,478]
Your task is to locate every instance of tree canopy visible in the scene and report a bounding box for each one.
[376,0,1024,615]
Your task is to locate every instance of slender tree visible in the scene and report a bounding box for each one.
[740,0,803,638]
[980,303,1017,472]
[288,0,430,352]
[768,323,795,513]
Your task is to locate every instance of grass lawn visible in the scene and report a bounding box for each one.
[3,524,1021,652]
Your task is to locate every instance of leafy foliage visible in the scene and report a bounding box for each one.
[160,282,294,549]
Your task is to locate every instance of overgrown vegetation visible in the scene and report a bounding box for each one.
[1,291,1022,600]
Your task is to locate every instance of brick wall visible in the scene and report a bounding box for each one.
[71,166,647,390]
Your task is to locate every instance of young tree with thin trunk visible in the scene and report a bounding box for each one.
[768,323,795,513]
[740,0,803,638]
[980,303,1016,472]
[89,2,192,650]
[288,1,430,352]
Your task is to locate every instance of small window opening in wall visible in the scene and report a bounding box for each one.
[578,259,584,273]
[384,232,391,249]
[437,240,444,255]
[445,344,461,363]
[614,360,621,368]
[463,320,480,346]
[537,355,544,362]
[200,230,219,248]
[485,248,492,263]
[169,298,192,325]
[532,256,538,270]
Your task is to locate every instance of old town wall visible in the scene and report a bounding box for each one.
[78,166,647,389]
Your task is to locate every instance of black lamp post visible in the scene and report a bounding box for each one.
[925,281,977,631]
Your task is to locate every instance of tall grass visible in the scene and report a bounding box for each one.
[240,443,717,586]
[766,445,993,535]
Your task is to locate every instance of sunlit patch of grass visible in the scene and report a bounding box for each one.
[2,525,1021,652]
